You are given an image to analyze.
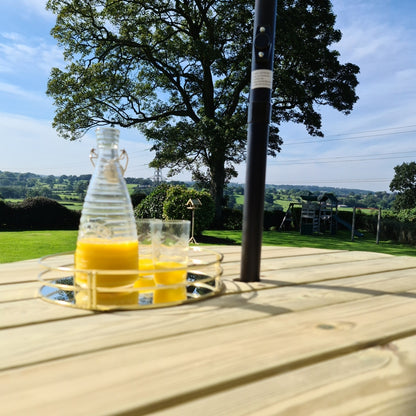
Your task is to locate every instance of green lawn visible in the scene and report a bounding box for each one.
[0,230,78,263]
[60,201,83,211]
[1,228,415,264]
[202,229,416,257]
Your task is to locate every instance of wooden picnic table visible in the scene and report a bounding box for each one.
[1,245,416,415]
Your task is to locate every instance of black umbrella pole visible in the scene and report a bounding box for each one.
[240,0,277,282]
[240,118,269,282]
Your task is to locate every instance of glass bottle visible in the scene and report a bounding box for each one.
[74,127,138,308]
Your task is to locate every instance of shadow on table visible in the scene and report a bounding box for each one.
[195,235,239,245]
[258,278,416,300]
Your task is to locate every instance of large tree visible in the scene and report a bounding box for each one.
[46,0,359,223]
[390,162,416,210]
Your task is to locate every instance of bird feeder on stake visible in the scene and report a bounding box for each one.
[186,198,202,244]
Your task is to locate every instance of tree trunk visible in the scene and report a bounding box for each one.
[210,156,226,228]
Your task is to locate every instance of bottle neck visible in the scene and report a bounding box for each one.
[96,127,120,160]
[97,142,119,160]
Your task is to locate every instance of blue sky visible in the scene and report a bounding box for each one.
[0,0,415,192]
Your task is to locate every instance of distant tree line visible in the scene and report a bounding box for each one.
[223,183,396,211]
[0,171,189,202]
[3,162,416,247]
[0,170,397,211]
[0,171,92,201]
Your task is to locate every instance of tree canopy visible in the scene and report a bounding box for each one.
[390,162,416,210]
[46,0,359,223]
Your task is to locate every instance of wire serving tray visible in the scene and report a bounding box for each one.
[38,246,224,311]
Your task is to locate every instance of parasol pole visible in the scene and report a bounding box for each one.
[240,0,277,282]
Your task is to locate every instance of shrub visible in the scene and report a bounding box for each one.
[134,184,215,235]
[0,199,14,228]
[342,209,416,245]
[19,197,80,230]
[221,208,242,230]
[163,186,214,235]
[376,209,416,245]
[130,191,147,208]
[134,183,170,219]
[0,197,80,230]
[292,206,302,230]
[395,208,416,223]
[263,209,285,230]
[220,208,285,231]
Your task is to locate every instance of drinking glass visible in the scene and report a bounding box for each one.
[135,218,162,304]
[153,220,190,303]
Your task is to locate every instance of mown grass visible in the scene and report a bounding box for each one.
[1,228,415,264]
[202,229,416,257]
[60,201,83,211]
[0,230,78,263]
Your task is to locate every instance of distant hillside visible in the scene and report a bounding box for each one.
[1,170,383,196]
[0,170,395,210]
[265,184,373,195]
[227,182,374,196]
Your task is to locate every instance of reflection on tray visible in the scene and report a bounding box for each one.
[39,272,221,309]
[38,248,223,311]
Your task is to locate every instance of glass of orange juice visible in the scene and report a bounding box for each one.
[153,220,190,304]
[135,218,162,304]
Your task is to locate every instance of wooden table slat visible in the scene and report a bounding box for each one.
[1,246,416,416]
[2,290,416,415]
[147,335,416,416]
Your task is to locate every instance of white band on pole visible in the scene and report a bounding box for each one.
[250,69,273,89]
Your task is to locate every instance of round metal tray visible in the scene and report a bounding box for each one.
[38,247,224,311]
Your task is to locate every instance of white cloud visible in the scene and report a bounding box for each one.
[0,113,157,179]
[0,34,63,75]
[21,0,54,19]
[0,0,54,22]
[0,114,91,175]
[312,1,416,133]
[0,82,47,102]
[340,25,391,61]
[0,32,25,42]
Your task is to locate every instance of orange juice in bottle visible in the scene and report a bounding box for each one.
[74,127,138,308]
